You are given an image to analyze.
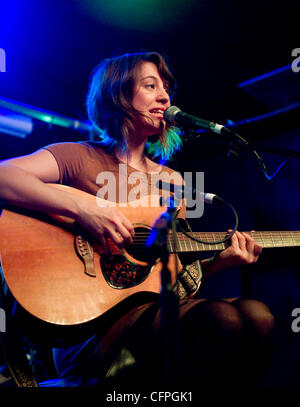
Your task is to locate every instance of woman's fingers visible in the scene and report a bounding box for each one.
[77,202,134,252]
[227,229,262,265]
[243,232,254,254]
[119,211,135,238]
[110,211,134,244]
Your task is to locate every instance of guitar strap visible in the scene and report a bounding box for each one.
[174,261,202,299]
[173,218,202,299]
[0,265,38,387]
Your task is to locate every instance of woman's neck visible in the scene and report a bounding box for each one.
[115,139,146,167]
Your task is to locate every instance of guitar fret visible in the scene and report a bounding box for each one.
[284,232,292,246]
[216,232,224,251]
[217,232,222,250]
[193,233,198,250]
[194,234,199,252]
[195,233,200,250]
[211,232,216,251]
[175,234,181,252]
[279,231,284,247]
[285,232,293,246]
[184,233,188,252]
[279,231,290,247]
[215,233,219,250]
[292,231,296,247]
[210,232,214,250]
[283,231,289,247]
[257,231,264,247]
[196,233,202,251]
[216,234,221,250]
[270,232,275,247]
[275,232,283,247]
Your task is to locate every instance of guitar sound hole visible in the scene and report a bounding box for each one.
[125,226,150,262]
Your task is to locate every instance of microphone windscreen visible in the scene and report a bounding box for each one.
[163,106,181,124]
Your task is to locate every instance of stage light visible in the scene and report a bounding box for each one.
[0,97,92,132]
[0,108,33,138]
[42,115,52,123]
[75,0,196,32]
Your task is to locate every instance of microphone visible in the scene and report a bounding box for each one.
[164,106,233,137]
[157,180,222,205]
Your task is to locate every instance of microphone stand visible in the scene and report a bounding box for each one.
[145,198,180,389]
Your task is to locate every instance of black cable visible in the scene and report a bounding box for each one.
[223,128,291,181]
[176,197,239,245]
[191,126,290,181]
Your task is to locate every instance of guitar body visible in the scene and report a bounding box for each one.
[0,185,181,329]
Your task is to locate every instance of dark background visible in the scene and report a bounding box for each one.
[0,0,300,387]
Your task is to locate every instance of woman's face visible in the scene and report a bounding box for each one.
[131,61,171,138]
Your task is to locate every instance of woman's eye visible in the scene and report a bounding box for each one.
[146,84,155,89]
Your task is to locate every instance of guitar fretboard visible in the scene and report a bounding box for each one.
[167,231,300,253]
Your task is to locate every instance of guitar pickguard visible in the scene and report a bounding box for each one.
[100,254,152,289]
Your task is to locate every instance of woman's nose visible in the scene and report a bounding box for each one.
[157,87,170,104]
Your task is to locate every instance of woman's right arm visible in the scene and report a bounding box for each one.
[0,149,79,217]
[0,149,134,252]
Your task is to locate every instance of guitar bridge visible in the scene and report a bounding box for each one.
[75,234,96,277]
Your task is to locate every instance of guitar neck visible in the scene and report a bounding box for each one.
[167,231,300,253]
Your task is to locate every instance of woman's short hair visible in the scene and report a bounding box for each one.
[86,51,182,162]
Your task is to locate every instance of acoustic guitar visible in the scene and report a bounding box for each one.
[0,184,299,332]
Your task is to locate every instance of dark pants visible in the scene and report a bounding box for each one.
[53,295,275,389]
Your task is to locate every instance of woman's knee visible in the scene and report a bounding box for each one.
[180,299,244,336]
[231,298,275,336]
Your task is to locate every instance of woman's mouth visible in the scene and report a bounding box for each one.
[149,108,165,119]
